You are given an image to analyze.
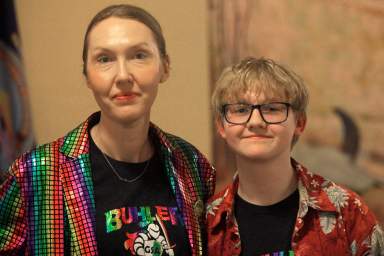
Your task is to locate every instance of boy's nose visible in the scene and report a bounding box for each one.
[247,109,267,128]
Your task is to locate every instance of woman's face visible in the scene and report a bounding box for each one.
[86,17,169,124]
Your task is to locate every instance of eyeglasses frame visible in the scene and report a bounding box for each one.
[221,102,291,125]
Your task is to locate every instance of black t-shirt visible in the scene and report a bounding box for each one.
[90,136,191,255]
[235,189,299,256]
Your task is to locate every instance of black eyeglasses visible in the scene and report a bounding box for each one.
[221,102,291,125]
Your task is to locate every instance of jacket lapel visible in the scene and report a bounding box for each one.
[59,115,98,255]
[153,125,204,256]
[25,142,66,255]
[57,116,204,255]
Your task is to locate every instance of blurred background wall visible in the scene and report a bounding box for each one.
[14,0,212,158]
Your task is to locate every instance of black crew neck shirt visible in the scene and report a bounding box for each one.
[89,135,191,255]
[235,189,299,255]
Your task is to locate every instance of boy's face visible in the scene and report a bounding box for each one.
[217,91,306,163]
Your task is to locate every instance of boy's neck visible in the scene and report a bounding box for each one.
[236,156,298,206]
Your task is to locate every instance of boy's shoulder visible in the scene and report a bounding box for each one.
[206,179,237,222]
[294,160,375,219]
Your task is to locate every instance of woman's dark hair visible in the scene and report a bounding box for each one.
[82,4,167,76]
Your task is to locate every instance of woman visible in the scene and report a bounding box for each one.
[0,5,215,255]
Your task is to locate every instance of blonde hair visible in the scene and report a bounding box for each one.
[212,57,309,120]
[211,57,309,145]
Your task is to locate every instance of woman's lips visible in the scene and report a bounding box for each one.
[113,92,139,101]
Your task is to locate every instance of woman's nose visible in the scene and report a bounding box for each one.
[115,59,132,83]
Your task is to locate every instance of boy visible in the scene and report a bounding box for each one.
[207,57,383,255]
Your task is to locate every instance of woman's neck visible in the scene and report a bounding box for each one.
[90,113,153,163]
[236,155,297,206]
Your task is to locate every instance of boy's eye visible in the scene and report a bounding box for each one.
[262,103,285,112]
[97,55,110,63]
[264,106,278,112]
[235,107,248,113]
[231,105,251,114]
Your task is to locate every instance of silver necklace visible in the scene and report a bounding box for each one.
[95,126,151,183]
[100,151,151,183]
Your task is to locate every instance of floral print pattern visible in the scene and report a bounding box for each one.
[319,212,336,235]
[206,159,384,256]
[323,184,349,211]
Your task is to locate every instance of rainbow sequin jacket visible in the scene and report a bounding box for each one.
[0,113,215,255]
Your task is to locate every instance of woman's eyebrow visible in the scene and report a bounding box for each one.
[91,42,151,51]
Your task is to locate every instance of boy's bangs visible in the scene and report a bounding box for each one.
[222,75,289,104]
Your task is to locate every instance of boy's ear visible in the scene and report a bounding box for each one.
[294,114,306,136]
[216,118,227,139]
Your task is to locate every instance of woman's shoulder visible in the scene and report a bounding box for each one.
[150,122,201,154]
[165,132,197,150]
[6,137,64,182]
[10,116,91,174]
[13,135,63,162]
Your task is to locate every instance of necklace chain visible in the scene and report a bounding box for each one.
[100,151,151,183]
[96,126,151,183]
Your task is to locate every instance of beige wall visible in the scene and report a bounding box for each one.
[15,0,212,158]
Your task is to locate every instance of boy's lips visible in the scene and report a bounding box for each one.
[243,134,272,139]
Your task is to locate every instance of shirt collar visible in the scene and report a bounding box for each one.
[292,159,338,217]
[208,158,339,230]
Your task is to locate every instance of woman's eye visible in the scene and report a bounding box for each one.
[97,55,110,63]
[135,51,148,60]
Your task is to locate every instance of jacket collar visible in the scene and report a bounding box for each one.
[149,123,205,255]
[60,112,96,158]
[292,159,338,217]
[59,112,175,159]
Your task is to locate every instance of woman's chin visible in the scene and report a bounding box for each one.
[101,108,150,125]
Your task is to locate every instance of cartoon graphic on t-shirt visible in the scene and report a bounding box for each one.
[105,206,182,255]
[131,219,174,256]
[122,217,174,256]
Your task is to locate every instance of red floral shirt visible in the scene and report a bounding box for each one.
[206,159,384,256]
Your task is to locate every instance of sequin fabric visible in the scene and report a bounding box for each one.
[0,112,215,255]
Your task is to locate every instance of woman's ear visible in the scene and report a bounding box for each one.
[160,54,170,83]
[85,76,91,89]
